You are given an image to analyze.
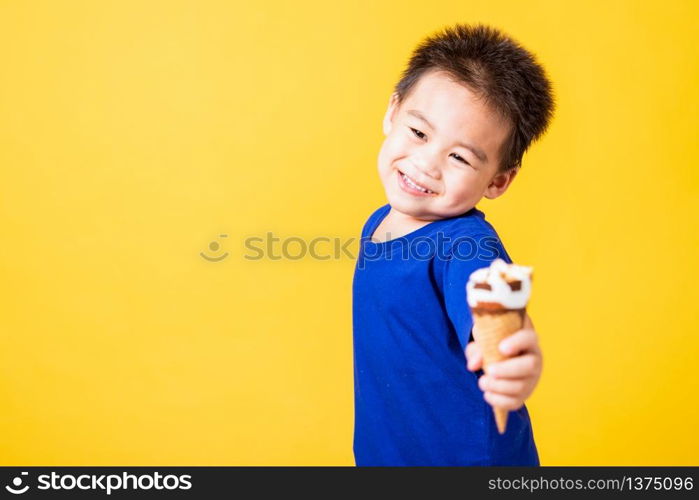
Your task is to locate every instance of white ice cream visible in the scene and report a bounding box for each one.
[466,258,533,310]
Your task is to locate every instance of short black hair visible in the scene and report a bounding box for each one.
[393,23,556,172]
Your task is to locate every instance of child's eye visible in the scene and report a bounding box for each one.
[410,127,471,166]
[410,127,426,140]
[450,153,470,166]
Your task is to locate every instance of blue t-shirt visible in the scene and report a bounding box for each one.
[352,203,539,466]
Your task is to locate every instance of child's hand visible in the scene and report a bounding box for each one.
[464,313,542,411]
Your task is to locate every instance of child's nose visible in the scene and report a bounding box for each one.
[411,154,442,179]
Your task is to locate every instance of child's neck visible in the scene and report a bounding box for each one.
[371,207,436,243]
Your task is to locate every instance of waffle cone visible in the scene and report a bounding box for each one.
[471,308,525,434]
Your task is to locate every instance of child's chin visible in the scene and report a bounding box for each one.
[388,187,433,205]
[388,196,438,217]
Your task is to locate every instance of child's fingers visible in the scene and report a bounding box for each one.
[486,354,540,379]
[483,391,523,411]
[499,328,538,356]
[478,375,525,396]
[523,312,534,330]
[465,341,482,371]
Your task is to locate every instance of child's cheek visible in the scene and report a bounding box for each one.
[380,140,400,168]
[392,135,413,160]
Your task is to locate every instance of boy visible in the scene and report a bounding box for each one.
[352,23,555,466]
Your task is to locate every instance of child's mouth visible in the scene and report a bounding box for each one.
[398,170,436,196]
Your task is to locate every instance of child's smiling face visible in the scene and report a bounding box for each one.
[378,69,518,222]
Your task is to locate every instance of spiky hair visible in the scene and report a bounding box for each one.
[393,23,556,172]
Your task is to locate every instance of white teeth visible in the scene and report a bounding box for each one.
[401,172,434,194]
[404,174,425,191]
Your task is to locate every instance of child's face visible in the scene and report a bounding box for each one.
[378,69,518,221]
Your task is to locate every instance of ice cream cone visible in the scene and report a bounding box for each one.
[466,259,533,435]
[471,308,525,434]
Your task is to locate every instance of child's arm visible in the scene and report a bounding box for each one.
[465,313,542,410]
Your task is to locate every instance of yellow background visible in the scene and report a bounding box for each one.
[1,0,697,465]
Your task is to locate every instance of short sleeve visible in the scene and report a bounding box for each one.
[439,233,512,353]
[359,204,390,238]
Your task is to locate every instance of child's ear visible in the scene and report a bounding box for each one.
[382,93,400,136]
[483,166,519,199]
